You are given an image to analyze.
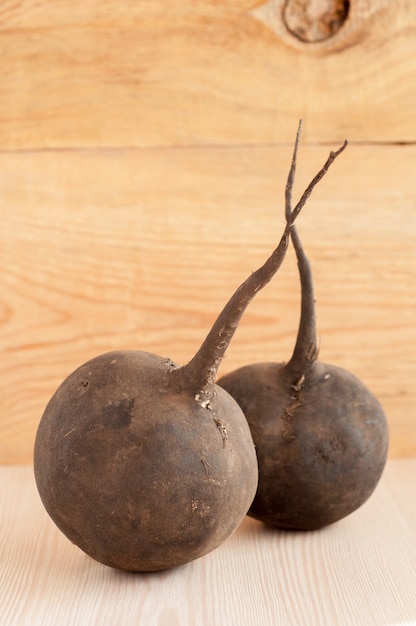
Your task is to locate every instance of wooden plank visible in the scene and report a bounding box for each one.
[0,0,415,149]
[1,143,415,462]
[1,461,416,625]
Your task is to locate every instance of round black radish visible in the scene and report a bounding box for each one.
[218,123,389,530]
[34,350,256,571]
[218,360,388,530]
[34,129,314,572]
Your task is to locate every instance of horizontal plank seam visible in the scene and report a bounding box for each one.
[0,140,415,155]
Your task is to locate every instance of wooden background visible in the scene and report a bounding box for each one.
[1,0,415,463]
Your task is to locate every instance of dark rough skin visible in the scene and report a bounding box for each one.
[218,360,389,530]
[34,350,258,571]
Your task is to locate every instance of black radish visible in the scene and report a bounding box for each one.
[218,123,389,530]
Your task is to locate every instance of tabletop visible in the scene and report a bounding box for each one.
[1,459,415,626]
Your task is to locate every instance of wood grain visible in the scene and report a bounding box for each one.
[1,0,415,462]
[0,0,415,148]
[1,460,415,625]
[1,144,416,463]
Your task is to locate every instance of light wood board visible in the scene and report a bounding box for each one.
[1,144,415,462]
[1,460,415,625]
[0,0,415,147]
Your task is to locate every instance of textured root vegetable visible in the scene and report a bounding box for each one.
[218,123,389,530]
[34,137,317,572]
[35,351,256,572]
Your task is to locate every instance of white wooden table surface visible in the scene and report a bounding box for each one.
[1,459,415,626]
